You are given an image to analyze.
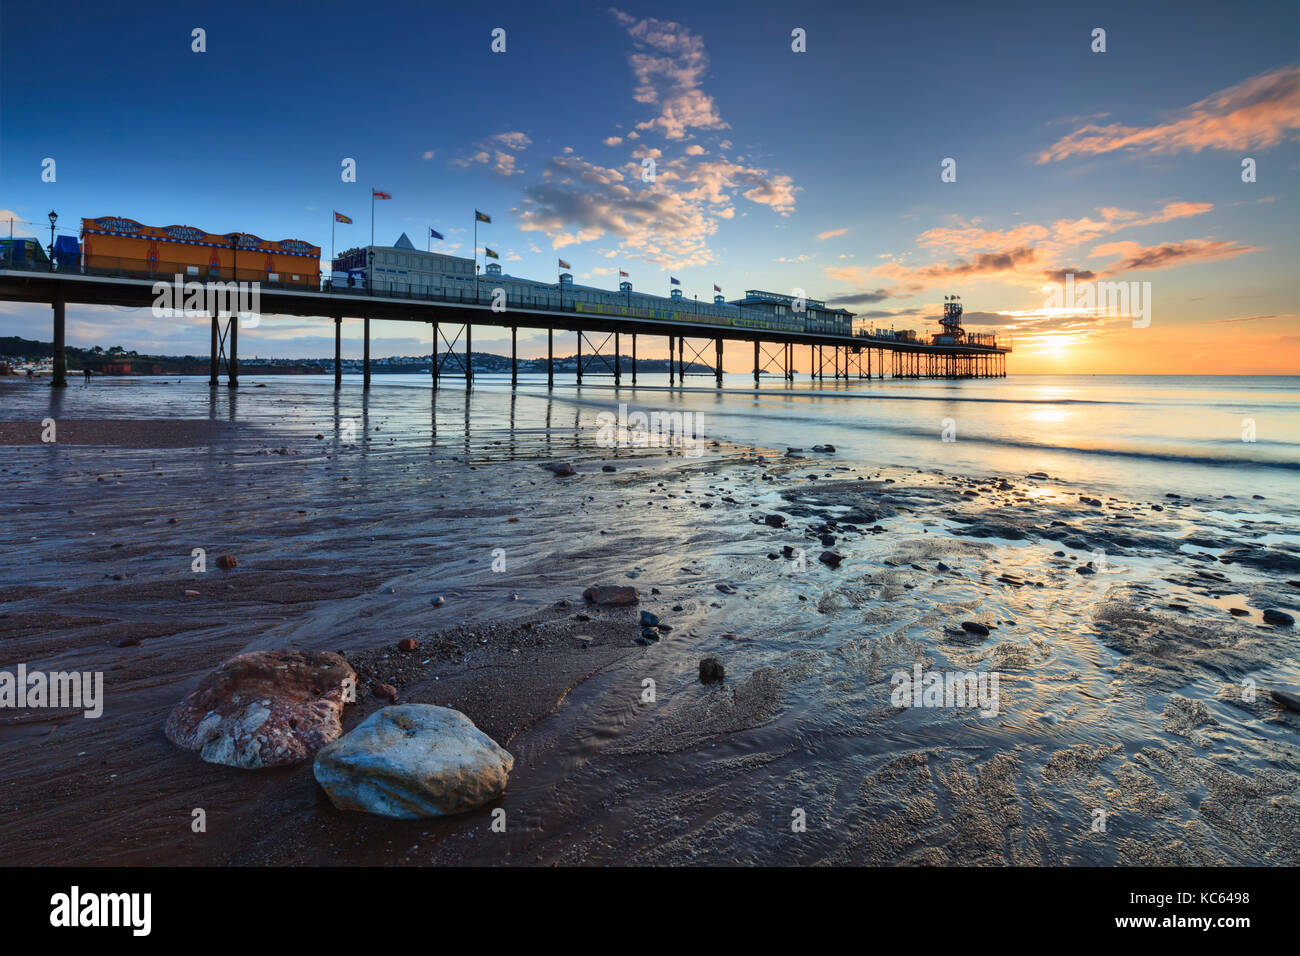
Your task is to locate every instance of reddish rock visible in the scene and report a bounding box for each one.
[216,554,238,570]
[164,650,355,769]
[582,585,640,606]
[375,683,398,700]
[398,638,418,652]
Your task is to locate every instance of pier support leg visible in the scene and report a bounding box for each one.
[51,295,67,388]
[209,307,219,387]
[363,316,370,389]
[229,308,238,387]
[432,322,438,389]
[511,326,518,387]
[614,332,621,386]
[668,335,675,386]
[631,334,637,385]
[465,325,472,390]
[547,329,554,388]
[677,337,684,383]
[753,340,760,387]
[576,331,582,385]
[334,316,342,389]
[715,338,723,388]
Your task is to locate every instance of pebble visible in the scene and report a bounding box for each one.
[699,657,725,683]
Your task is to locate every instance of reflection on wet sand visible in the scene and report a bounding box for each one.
[0,376,1296,866]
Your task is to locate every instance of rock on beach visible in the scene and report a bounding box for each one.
[164,650,354,769]
[313,704,513,818]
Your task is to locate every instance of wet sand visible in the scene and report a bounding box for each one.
[1,377,1297,866]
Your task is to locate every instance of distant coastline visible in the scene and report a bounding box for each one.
[0,335,712,377]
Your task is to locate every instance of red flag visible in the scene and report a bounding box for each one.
[619,270,629,277]
[713,284,721,292]
[372,190,392,200]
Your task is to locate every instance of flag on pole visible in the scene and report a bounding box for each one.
[372,190,392,200]
[475,210,491,223]
[558,258,571,270]
[713,284,721,292]
[484,247,500,260]
[670,276,681,285]
[334,211,352,224]
[619,270,629,278]
[429,228,445,241]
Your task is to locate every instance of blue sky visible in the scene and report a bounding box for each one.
[2,0,1297,370]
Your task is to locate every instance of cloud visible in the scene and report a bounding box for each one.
[1093,238,1257,275]
[1037,64,1300,163]
[604,136,624,146]
[0,211,35,237]
[508,16,797,267]
[1042,268,1096,282]
[853,307,922,318]
[450,131,532,176]
[816,228,847,241]
[492,132,531,151]
[611,8,730,141]
[826,288,894,306]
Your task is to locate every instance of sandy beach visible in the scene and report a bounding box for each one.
[1,375,1297,866]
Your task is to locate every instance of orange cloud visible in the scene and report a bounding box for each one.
[1037,64,1300,163]
[1092,238,1257,274]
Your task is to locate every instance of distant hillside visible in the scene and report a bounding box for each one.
[0,336,713,375]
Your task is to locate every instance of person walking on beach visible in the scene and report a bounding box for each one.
[82,367,92,385]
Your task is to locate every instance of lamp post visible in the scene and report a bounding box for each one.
[47,211,57,270]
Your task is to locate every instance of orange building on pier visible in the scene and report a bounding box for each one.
[80,217,320,286]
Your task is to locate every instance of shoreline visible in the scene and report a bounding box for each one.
[1,379,1297,865]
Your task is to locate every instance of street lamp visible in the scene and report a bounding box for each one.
[48,211,57,270]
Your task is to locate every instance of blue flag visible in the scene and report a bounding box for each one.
[670,276,681,285]
[430,228,445,241]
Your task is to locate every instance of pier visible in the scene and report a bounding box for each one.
[0,263,1009,389]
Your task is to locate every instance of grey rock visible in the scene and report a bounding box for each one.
[313,704,512,819]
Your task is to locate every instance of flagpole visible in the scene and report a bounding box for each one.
[331,214,335,272]
[370,190,375,248]
[473,216,478,301]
